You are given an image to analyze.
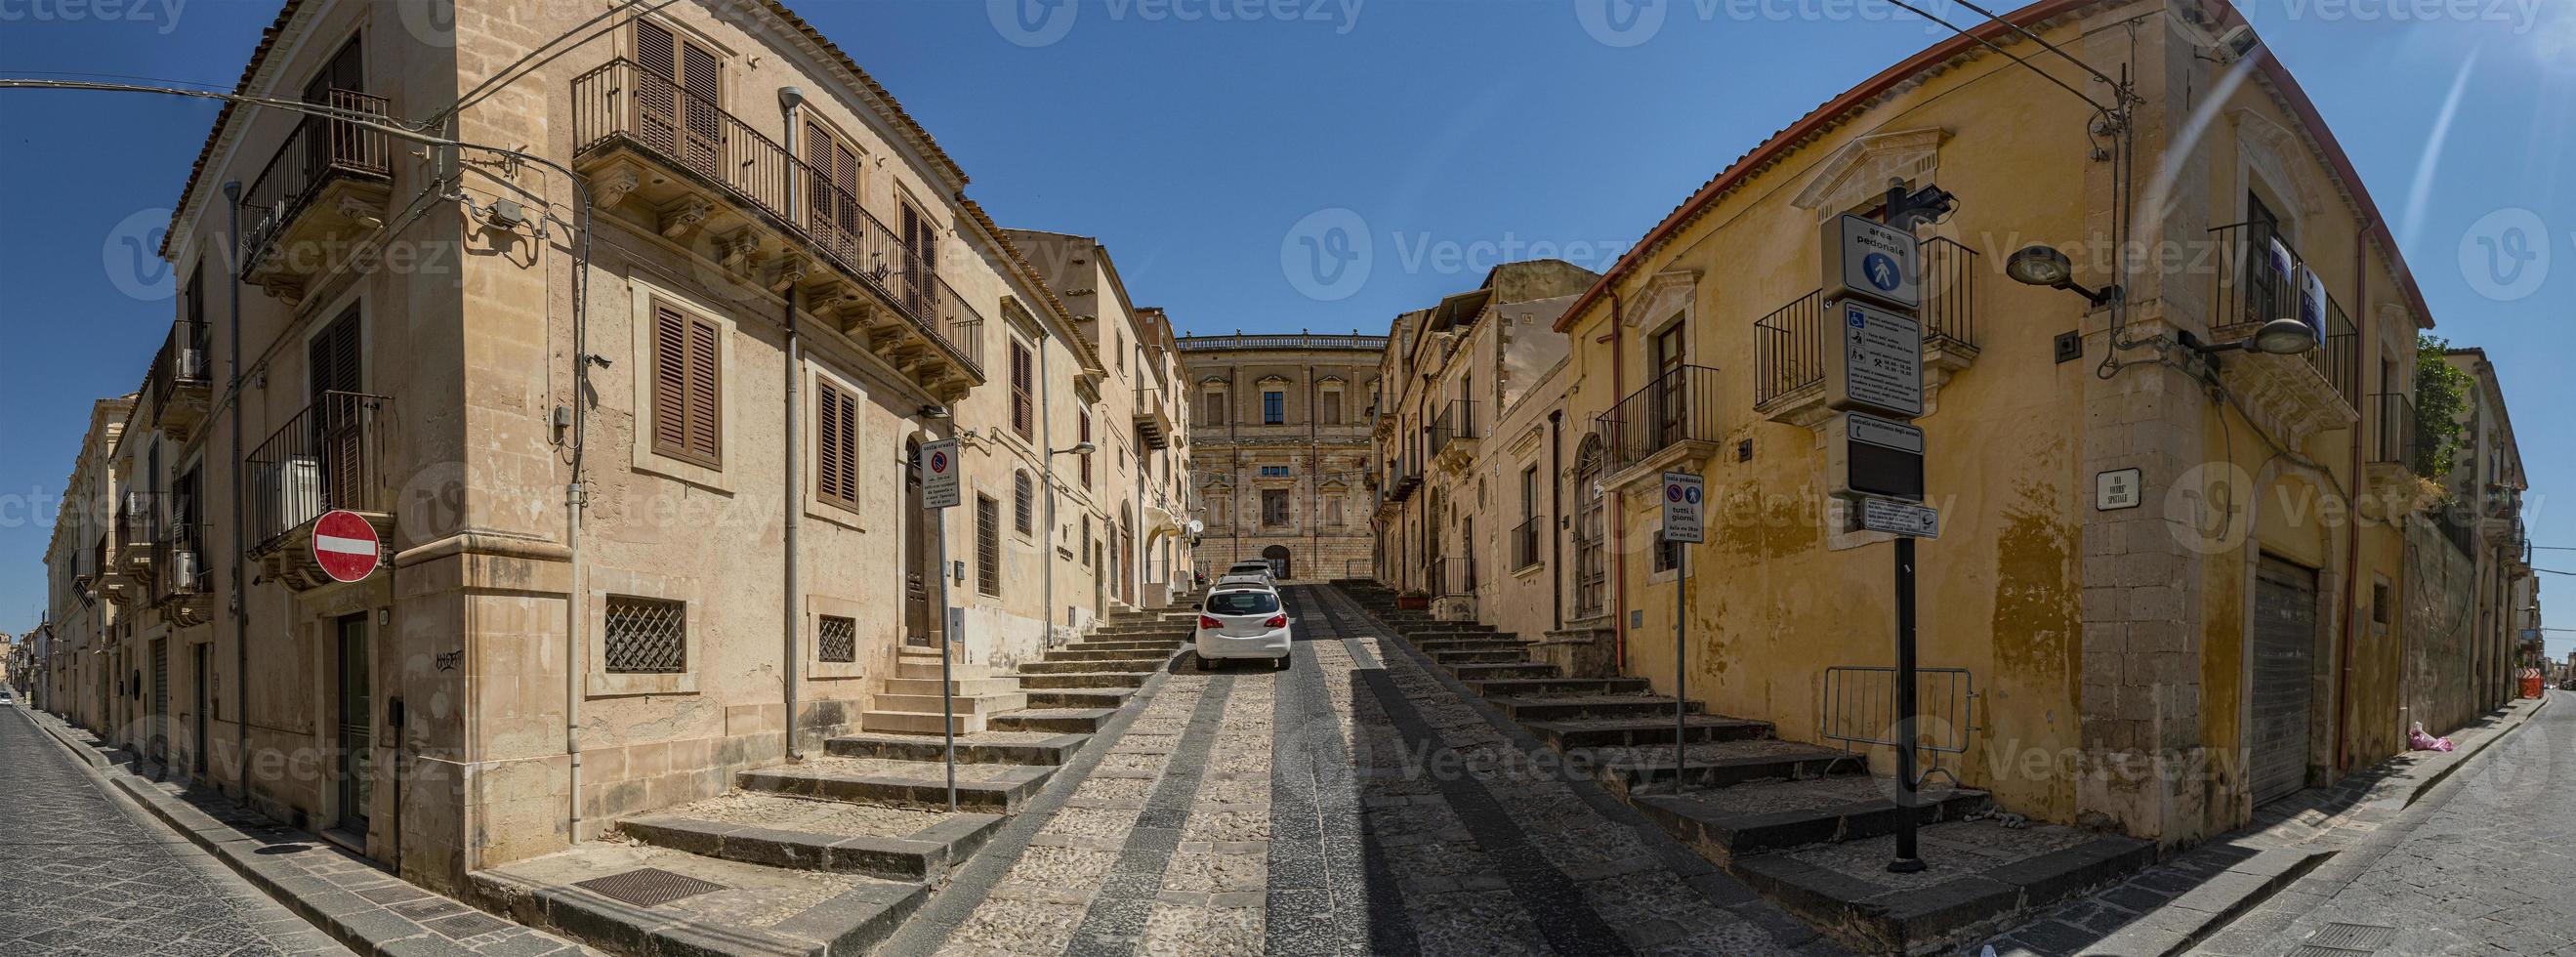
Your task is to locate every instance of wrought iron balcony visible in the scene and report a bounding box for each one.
[1598,364,1724,478]
[1753,291,1826,410]
[1135,381,1175,450]
[570,60,985,395]
[115,490,163,572]
[151,519,215,625]
[1384,456,1421,502]
[246,393,392,589]
[1511,515,1544,571]
[238,89,395,304]
[2209,223,2362,414]
[2370,392,2416,468]
[1428,399,1477,462]
[146,317,215,442]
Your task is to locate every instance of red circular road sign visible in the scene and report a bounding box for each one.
[312,510,382,583]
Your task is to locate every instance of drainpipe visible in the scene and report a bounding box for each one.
[1041,332,1058,646]
[778,87,806,761]
[1549,409,1563,631]
[2331,220,2373,772]
[222,181,250,804]
[1606,289,1628,671]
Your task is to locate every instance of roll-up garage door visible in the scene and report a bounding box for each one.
[2250,555,2318,806]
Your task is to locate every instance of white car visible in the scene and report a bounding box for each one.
[1212,573,1272,592]
[1195,586,1293,670]
[1223,561,1278,586]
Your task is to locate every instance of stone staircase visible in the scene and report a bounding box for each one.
[1328,579,2150,956]
[474,598,1201,957]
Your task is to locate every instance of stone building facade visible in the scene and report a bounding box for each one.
[38,0,1190,895]
[1178,333,1385,582]
[36,395,134,732]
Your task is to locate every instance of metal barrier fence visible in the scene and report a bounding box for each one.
[1821,665,1979,758]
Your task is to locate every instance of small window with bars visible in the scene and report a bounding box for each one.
[1014,472,1035,537]
[817,615,856,663]
[976,494,1002,597]
[603,596,687,674]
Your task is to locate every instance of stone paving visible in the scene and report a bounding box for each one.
[885,583,1838,957]
[0,704,353,957]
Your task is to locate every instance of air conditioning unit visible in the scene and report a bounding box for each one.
[255,455,325,534]
[177,346,208,382]
[170,550,201,593]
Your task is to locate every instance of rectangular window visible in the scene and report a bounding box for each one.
[2372,581,2392,626]
[650,301,723,468]
[1014,472,1035,537]
[976,494,1002,597]
[1081,517,1094,565]
[1010,341,1034,439]
[1203,389,1226,425]
[1260,465,1290,478]
[817,615,856,663]
[1078,412,1093,488]
[814,379,859,512]
[1654,531,1685,577]
[1263,489,1290,527]
[1321,389,1343,425]
[603,596,687,674]
[1520,466,1539,519]
[1264,391,1285,425]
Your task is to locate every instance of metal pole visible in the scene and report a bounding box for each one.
[1673,537,1686,784]
[1890,534,1924,873]
[934,506,958,811]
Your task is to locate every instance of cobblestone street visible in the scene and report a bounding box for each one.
[2186,690,2573,957]
[0,705,353,957]
[885,585,1838,957]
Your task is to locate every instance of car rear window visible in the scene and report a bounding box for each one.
[1230,564,1270,574]
[1205,591,1281,615]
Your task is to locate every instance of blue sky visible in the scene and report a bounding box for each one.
[1,0,2569,661]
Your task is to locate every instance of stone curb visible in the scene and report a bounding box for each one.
[17,706,584,957]
[2391,693,2548,811]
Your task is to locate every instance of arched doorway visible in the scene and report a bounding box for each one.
[903,436,934,646]
[1262,544,1292,581]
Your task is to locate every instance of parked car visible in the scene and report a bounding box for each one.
[1196,585,1294,670]
[1223,561,1277,584]
[1213,573,1274,591]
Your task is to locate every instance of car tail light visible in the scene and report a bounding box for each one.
[1198,615,1221,630]
[1265,614,1288,628]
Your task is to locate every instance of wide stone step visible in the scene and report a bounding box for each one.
[1043,647,1178,664]
[1430,648,1532,666]
[883,676,1025,698]
[1466,677,1654,698]
[615,792,1003,883]
[861,710,985,736]
[1016,670,1152,689]
[825,730,1090,766]
[872,691,1027,715]
[1406,628,1503,640]
[1628,774,1993,862]
[1018,659,1158,676]
[738,757,1055,814]
[1447,662,1562,682]
[1524,714,1771,751]
[1063,639,1185,652]
[1091,624,1194,637]
[1571,739,1862,797]
[894,659,989,682]
[1023,687,1143,710]
[1492,694,1703,723]
[473,844,925,957]
[1732,823,2155,956]
[1413,639,1531,654]
[987,708,1120,734]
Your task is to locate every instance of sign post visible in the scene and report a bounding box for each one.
[1660,472,1704,780]
[919,438,962,811]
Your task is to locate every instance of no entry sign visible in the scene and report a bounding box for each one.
[312,510,382,583]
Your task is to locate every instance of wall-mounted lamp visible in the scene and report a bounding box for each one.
[2006,244,2123,307]
[1052,441,1098,457]
[917,404,952,420]
[2177,318,2318,368]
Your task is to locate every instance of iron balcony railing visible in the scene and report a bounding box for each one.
[2371,392,2417,469]
[1919,236,1979,350]
[116,490,164,553]
[238,89,395,276]
[570,60,986,378]
[2432,507,2477,558]
[1175,333,1390,352]
[1427,555,1476,597]
[151,520,210,605]
[145,317,213,423]
[1429,399,1477,457]
[1597,364,1724,475]
[1511,515,1544,571]
[1753,291,1826,407]
[246,392,391,551]
[2209,223,2361,411]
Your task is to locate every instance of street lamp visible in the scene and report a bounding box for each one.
[1051,441,1097,457]
[2006,244,2123,307]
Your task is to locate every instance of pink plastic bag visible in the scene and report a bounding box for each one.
[2408,723,2455,752]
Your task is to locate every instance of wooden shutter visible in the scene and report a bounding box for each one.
[633,21,680,157]
[1010,343,1033,438]
[650,302,723,468]
[804,122,835,236]
[1078,412,1093,487]
[680,42,722,177]
[815,379,859,510]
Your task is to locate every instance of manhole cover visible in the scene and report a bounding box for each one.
[2286,947,2371,957]
[574,867,727,908]
[2307,923,2397,952]
[426,911,513,939]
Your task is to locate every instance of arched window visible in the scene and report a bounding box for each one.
[1572,436,1607,619]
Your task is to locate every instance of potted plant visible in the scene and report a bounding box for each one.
[1396,588,1431,610]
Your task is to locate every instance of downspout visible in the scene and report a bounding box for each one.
[2331,220,2372,772]
[1549,409,1563,631]
[1606,289,1628,671]
[779,87,806,761]
[1041,332,1058,646]
[222,181,249,804]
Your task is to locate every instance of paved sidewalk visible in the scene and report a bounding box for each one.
[17,706,594,957]
[1,704,351,957]
[1977,693,2555,956]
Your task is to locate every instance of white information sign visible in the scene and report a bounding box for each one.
[1822,213,1920,310]
[1857,498,1939,538]
[920,438,961,510]
[1828,300,1926,419]
[1660,472,1704,545]
[2097,468,2142,511]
